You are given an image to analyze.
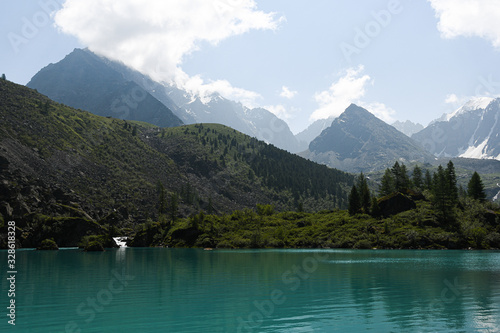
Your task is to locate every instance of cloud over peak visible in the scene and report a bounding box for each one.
[54,0,283,104]
[309,66,395,124]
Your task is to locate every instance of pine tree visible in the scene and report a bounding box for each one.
[424,169,433,190]
[400,164,410,190]
[446,161,458,205]
[1,74,6,80]
[467,172,486,202]
[412,165,423,190]
[391,162,402,191]
[432,165,455,224]
[380,168,395,196]
[357,173,371,214]
[348,185,361,215]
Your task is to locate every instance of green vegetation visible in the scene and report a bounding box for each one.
[127,198,499,249]
[468,171,487,202]
[0,79,353,249]
[0,80,498,251]
[127,161,499,250]
[37,239,59,250]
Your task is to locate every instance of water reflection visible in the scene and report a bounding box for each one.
[1,249,499,332]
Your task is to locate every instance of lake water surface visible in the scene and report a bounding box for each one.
[1,248,500,332]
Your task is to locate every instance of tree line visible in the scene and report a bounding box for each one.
[348,161,488,220]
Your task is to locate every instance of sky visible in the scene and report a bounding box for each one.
[2,0,500,134]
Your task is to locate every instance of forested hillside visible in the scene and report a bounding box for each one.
[0,79,353,248]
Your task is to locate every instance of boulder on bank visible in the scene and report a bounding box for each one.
[378,192,417,218]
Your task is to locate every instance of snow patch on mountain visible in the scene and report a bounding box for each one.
[445,97,494,121]
[460,139,489,159]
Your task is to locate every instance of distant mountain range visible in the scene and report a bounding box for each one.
[24,49,500,172]
[295,117,334,152]
[412,97,500,161]
[300,104,435,172]
[391,120,424,137]
[28,48,301,153]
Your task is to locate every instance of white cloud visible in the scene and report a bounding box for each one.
[445,93,459,104]
[310,66,396,123]
[264,104,299,121]
[54,0,283,105]
[429,0,500,48]
[359,102,396,124]
[279,86,297,99]
[310,66,371,121]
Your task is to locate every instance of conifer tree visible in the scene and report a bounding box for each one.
[446,161,458,205]
[391,161,410,192]
[391,162,403,191]
[432,165,456,224]
[380,168,395,196]
[400,164,411,190]
[467,172,486,202]
[348,185,361,215]
[357,173,371,214]
[424,169,433,190]
[412,165,423,190]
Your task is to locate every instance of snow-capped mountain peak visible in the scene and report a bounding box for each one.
[445,97,494,121]
[412,97,500,161]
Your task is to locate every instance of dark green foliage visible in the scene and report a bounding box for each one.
[391,162,410,192]
[370,197,382,218]
[446,161,458,204]
[380,169,395,196]
[431,165,456,225]
[357,173,371,214]
[170,193,179,222]
[1,74,5,80]
[468,172,487,202]
[424,169,433,190]
[256,204,274,216]
[128,197,500,250]
[412,165,423,190]
[37,239,59,250]
[84,240,105,251]
[158,182,166,215]
[348,185,361,215]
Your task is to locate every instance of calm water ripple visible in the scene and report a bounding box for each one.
[1,248,499,332]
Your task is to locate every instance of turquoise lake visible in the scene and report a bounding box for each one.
[1,248,500,332]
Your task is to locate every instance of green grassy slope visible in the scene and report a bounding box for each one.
[0,80,353,248]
